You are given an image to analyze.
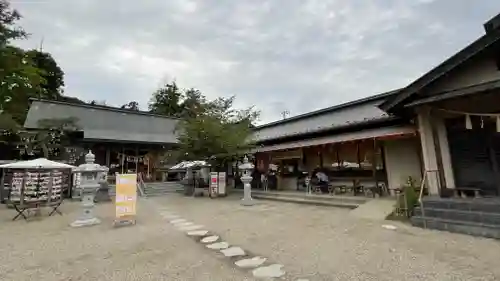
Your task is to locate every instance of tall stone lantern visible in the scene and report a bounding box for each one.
[239,155,255,206]
[70,150,109,227]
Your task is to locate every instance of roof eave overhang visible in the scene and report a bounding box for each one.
[380,29,500,113]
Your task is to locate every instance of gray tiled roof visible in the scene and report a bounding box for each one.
[24,100,179,144]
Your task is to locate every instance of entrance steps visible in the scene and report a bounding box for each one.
[109,181,183,198]
[239,190,368,209]
[411,196,500,239]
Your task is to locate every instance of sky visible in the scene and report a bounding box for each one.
[9,0,500,124]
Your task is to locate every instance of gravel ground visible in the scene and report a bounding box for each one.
[0,199,255,281]
[152,194,500,281]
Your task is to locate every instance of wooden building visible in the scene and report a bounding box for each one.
[23,99,179,181]
[251,91,422,194]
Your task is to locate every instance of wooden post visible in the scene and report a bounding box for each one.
[0,168,5,203]
[105,146,111,167]
[135,145,139,175]
[47,170,53,204]
[372,138,379,196]
[319,146,324,168]
[120,146,125,174]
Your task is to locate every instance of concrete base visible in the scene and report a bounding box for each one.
[70,217,101,228]
[241,198,256,206]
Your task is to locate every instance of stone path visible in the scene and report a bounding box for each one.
[158,207,307,280]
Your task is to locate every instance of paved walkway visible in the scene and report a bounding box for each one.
[0,199,254,281]
[152,194,500,281]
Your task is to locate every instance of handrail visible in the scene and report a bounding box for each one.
[418,170,440,229]
[418,171,428,228]
[137,173,146,197]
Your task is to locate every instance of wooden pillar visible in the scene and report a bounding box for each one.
[372,138,378,186]
[135,145,139,175]
[105,145,110,167]
[120,145,125,174]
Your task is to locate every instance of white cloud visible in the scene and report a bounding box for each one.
[9,0,500,123]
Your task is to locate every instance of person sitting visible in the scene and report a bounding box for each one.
[312,169,330,194]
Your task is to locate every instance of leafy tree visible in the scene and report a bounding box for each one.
[0,0,26,44]
[121,101,140,111]
[179,88,207,119]
[26,49,65,99]
[19,117,79,158]
[89,100,107,106]
[0,1,45,132]
[176,95,259,166]
[148,81,183,117]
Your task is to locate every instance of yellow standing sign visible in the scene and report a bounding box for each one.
[114,173,137,226]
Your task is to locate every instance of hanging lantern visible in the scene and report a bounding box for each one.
[480,117,484,128]
[465,114,472,130]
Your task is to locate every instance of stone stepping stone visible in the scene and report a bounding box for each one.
[235,256,267,269]
[221,247,245,257]
[252,264,285,279]
[187,230,209,236]
[179,225,204,231]
[175,222,194,227]
[206,242,229,250]
[170,219,186,224]
[201,236,219,244]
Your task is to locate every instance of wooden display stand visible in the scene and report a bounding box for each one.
[4,169,64,221]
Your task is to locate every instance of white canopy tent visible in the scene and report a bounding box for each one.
[169,161,210,170]
[0,158,76,170]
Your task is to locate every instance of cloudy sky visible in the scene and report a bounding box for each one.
[10,0,500,124]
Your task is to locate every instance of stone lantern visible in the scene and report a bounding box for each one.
[70,150,109,227]
[238,155,255,206]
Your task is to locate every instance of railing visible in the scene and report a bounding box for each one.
[137,173,146,197]
[418,170,440,229]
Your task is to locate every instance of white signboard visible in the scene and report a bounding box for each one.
[218,172,226,195]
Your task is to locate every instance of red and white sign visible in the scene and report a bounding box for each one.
[210,172,218,197]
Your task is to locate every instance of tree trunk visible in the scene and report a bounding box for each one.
[41,143,49,158]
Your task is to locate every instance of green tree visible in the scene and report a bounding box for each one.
[26,49,65,99]
[121,101,140,111]
[179,88,207,119]
[176,95,259,166]
[20,117,79,158]
[148,81,183,116]
[0,0,26,44]
[0,1,45,131]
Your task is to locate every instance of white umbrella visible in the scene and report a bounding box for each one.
[0,158,76,169]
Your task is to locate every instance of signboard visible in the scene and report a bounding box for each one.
[210,172,218,197]
[218,172,226,195]
[114,173,137,226]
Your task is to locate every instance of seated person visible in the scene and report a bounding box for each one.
[312,169,330,193]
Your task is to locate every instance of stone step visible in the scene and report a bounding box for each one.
[411,216,500,239]
[250,193,362,209]
[414,207,500,226]
[421,196,500,213]
[249,190,367,205]
[143,189,181,195]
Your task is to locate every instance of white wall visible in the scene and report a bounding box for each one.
[383,137,422,193]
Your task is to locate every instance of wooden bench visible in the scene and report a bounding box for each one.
[454,187,481,198]
[10,201,63,221]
